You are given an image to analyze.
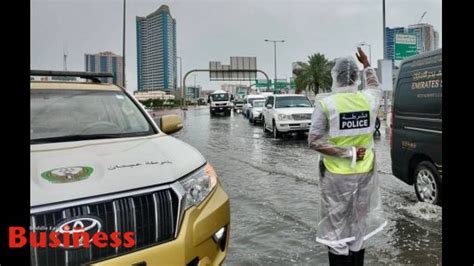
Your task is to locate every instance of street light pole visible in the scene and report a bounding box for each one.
[122,0,126,87]
[177,56,183,107]
[265,39,285,92]
[383,0,386,59]
[382,0,387,59]
[382,0,390,135]
[274,42,277,87]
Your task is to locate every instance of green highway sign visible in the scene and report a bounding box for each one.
[275,79,287,89]
[255,79,271,88]
[255,79,294,90]
[395,33,418,60]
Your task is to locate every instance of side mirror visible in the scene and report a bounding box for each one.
[231,95,234,100]
[266,104,272,108]
[160,114,183,134]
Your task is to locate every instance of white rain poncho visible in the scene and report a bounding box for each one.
[331,56,360,90]
[308,56,386,255]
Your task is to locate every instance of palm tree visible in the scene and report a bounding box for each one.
[293,53,333,95]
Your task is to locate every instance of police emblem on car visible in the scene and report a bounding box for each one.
[340,111,370,129]
[41,166,94,183]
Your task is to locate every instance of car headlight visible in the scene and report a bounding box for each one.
[179,163,218,209]
[277,114,289,121]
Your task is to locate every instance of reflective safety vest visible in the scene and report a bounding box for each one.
[318,91,377,174]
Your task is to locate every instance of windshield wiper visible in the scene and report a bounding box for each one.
[30,133,146,144]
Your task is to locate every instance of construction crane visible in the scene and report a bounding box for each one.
[418,11,427,24]
[63,45,68,71]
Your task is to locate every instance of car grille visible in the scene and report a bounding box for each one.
[215,103,227,106]
[292,113,312,120]
[30,188,179,266]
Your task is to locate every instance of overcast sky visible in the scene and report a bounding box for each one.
[31,0,442,91]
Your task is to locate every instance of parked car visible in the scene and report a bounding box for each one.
[248,99,265,124]
[242,95,266,118]
[30,70,231,265]
[390,49,442,205]
[262,94,314,138]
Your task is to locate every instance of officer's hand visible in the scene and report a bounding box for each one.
[356,48,370,68]
[356,147,366,161]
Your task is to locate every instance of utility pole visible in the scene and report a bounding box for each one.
[63,46,68,71]
[382,0,389,135]
[177,56,183,107]
[383,0,386,60]
[264,39,285,92]
[122,0,126,87]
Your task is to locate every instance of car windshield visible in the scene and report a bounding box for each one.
[253,101,265,107]
[211,93,229,101]
[31,89,155,144]
[249,98,264,106]
[275,96,312,108]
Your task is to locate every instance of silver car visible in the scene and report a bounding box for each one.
[248,99,265,124]
[242,95,266,118]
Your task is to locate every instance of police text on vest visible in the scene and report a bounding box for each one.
[339,111,370,130]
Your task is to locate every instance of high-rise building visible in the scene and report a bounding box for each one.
[434,31,440,50]
[84,51,124,86]
[384,27,416,63]
[186,86,201,99]
[136,5,177,93]
[385,24,440,63]
[408,23,439,54]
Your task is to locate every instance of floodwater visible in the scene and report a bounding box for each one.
[155,106,442,265]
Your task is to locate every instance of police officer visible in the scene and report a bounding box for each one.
[308,48,387,265]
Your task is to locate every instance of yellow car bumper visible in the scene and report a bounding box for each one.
[91,182,230,266]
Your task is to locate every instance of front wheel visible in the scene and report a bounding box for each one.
[414,161,442,205]
[272,121,281,138]
[263,118,270,133]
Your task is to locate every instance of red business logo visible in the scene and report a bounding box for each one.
[10,216,135,249]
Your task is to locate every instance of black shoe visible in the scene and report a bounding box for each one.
[328,251,353,266]
[351,249,365,266]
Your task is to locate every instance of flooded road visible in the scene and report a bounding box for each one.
[155,107,442,265]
